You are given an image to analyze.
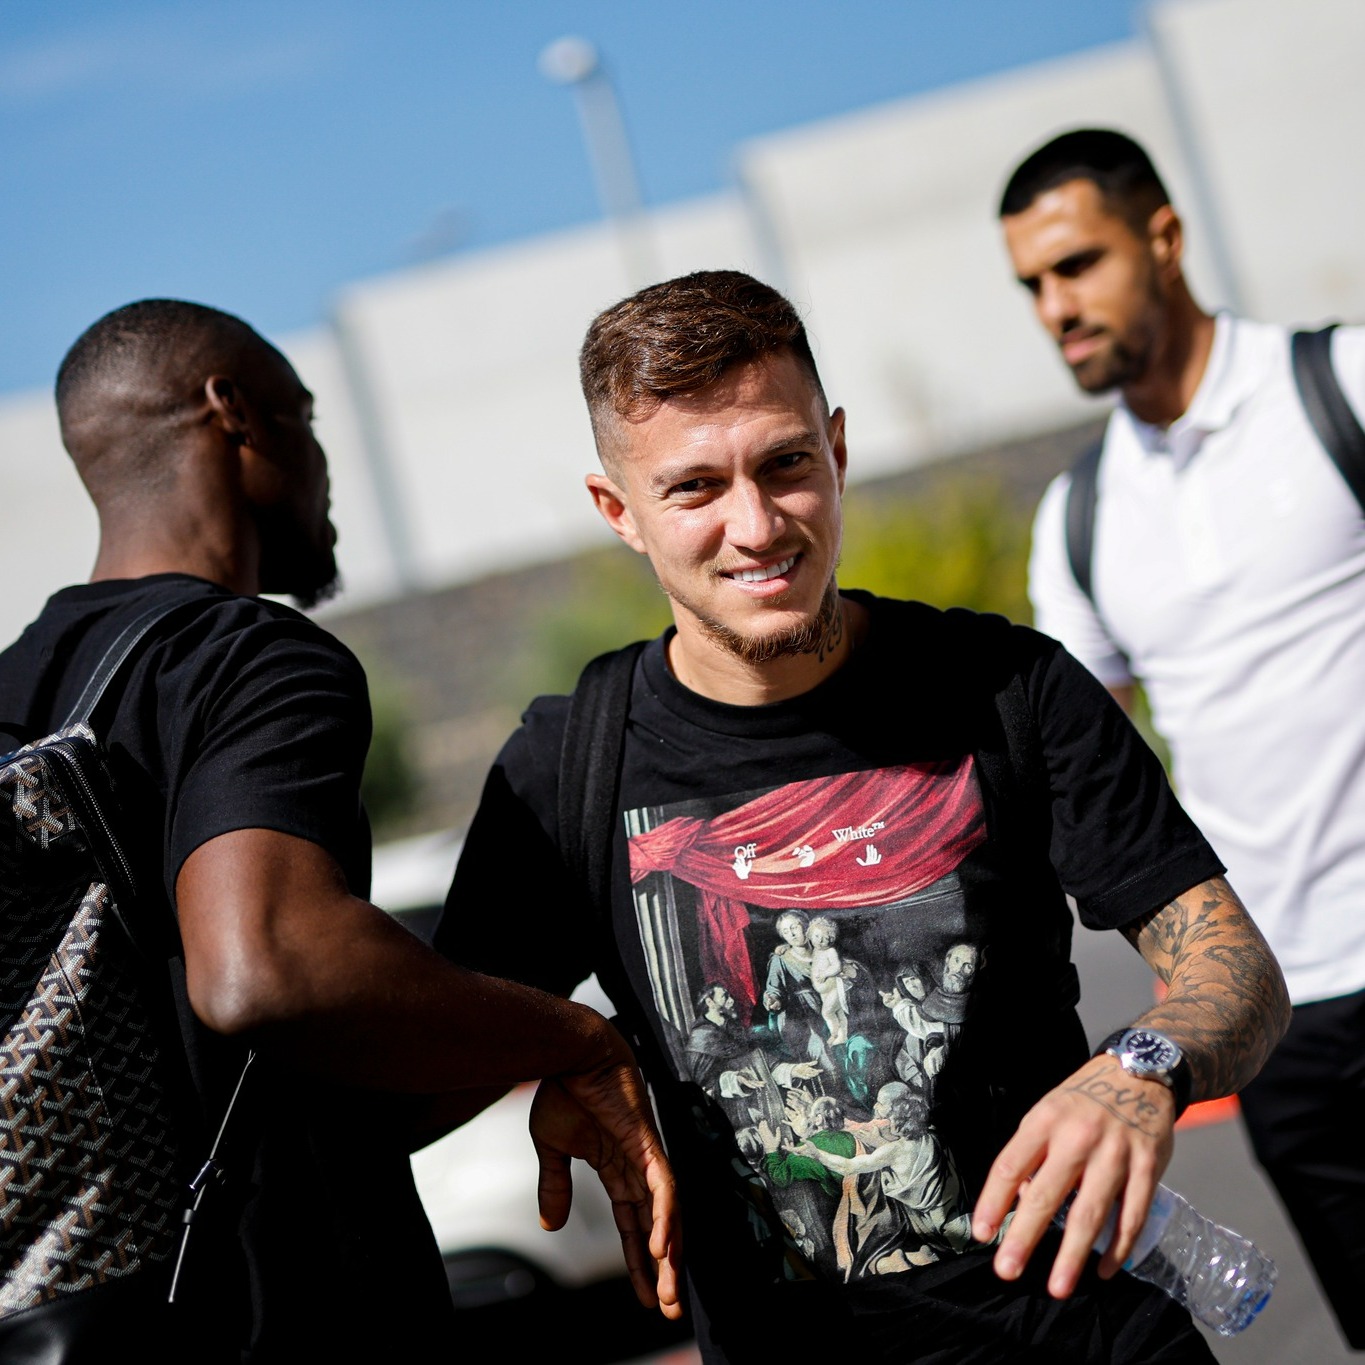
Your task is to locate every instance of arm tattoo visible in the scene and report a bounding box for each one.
[1119,876,1291,1101]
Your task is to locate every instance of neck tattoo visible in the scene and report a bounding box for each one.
[813,589,846,665]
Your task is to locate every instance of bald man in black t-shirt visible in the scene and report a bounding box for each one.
[0,300,678,1358]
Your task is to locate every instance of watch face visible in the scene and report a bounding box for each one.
[1121,1029,1181,1072]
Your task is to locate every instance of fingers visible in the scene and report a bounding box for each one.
[971,1125,1039,1248]
[972,1063,1173,1299]
[528,1068,682,1319]
[635,1123,682,1318]
[533,1138,575,1232]
[1095,1150,1162,1279]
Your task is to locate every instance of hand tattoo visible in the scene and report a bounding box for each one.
[1066,1069,1167,1136]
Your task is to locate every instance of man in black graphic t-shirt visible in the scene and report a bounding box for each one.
[0,300,678,1358]
[438,271,1290,1363]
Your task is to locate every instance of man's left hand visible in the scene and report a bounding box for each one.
[970,1053,1174,1298]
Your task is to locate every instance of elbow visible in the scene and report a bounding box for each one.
[185,951,300,1040]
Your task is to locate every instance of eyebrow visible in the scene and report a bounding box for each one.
[647,429,824,493]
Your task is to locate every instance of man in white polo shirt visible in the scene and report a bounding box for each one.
[998,127,1365,1349]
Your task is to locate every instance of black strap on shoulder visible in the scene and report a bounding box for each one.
[1063,439,1103,606]
[63,596,203,729]
[1291,324,1365,517]
[557,641,648,1029]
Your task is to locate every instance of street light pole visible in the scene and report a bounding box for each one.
[539,36,659,289]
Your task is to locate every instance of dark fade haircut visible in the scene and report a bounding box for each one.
[998,129,1170,232]
[55,298,261,422]
[579,269,826,457]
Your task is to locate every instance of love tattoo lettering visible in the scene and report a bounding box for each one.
[1066,1073,1166,1135]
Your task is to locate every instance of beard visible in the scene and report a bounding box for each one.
[1062,272,1165,395]
[685,576,843,665]
[1065,331,1154,394]
[255,506,341,611]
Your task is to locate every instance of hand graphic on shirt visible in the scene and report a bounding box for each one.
[856,844,882,867]
[732,851,753,880]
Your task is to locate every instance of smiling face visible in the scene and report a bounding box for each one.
[586,349,847,690]
[1002,177,1176,397]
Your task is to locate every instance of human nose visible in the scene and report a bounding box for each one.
[724,479,785,550]
[1035,275,1078,336]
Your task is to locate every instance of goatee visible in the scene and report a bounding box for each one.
[694,579,843,665]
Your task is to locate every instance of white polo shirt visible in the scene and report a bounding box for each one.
[1030,314,1365,1004]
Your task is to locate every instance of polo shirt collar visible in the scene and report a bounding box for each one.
[1126,312,1253,466]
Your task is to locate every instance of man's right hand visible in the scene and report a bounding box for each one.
[528,1046,681,1321]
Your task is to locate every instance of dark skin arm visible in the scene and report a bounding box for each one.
[972,875,1289,1299]
[176,827,681,1319]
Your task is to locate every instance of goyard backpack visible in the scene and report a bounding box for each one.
[0,600,238,1354]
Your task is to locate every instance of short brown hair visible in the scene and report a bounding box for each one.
[579,270,826,452]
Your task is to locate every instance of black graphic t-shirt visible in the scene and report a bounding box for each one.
[441,593,1223,1361]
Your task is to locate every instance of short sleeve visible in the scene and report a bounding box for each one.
[1029,471,1134,689]
[1029,639,1224,929]
[434,700,597,999]
[162,610,372,896]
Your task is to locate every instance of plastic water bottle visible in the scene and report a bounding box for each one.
[1063,1183,1277,1335]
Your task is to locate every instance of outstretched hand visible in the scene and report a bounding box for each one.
[971,1054,1175,1299]
[529,1060,682,1320]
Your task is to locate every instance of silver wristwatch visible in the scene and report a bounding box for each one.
[1096,1027,1192,1117]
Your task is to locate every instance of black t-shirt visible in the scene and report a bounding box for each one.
[440,593,1222,1363]
[0,574,452,1359]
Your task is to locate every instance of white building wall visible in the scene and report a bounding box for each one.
[327,193,760,602]
[1148,0,1365,325]
[0,392,95,643]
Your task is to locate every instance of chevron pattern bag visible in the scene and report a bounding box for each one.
[0,604,193,1346]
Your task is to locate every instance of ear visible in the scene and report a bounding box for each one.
[828,407,848,494]
[585,471,648,555]
[205,375,285,507]
[1147,205,1184,281]
[204,375,252,445]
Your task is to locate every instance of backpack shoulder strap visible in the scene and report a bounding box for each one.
[63,596,205,729]
[1063,439,1104,605]
[1291,324,1365,517]
[556,640,648,1029]
[557,641,646,908]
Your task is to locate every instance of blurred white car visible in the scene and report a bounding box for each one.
[372,829,690,1359]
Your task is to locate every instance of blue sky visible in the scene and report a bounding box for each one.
[0,1,1142,396]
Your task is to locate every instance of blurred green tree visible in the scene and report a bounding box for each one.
[839,475,1032,622]
[360,674,421,839]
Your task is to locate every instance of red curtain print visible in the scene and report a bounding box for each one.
[628,760,985,1009]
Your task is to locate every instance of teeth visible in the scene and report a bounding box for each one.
[733,555,796,583]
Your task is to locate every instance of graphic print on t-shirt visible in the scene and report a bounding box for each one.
[626,758,990,1281]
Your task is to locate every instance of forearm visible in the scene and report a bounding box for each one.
[1120,875,1291,1101]
[974,876,1289,1297]
[178,828,627,1094]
